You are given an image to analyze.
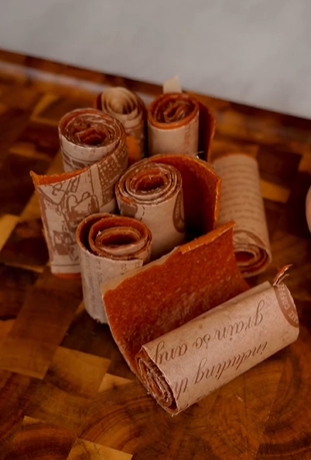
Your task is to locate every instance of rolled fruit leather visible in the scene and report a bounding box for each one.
[95,87,146,165]
[146,154,221,238]
[135,269,299,415]
[102,221,250,383]
[147,90,216,161]
[31,108,128,277]
[212,152,272,277]
[115,159,186,260]
[76,213,152,323]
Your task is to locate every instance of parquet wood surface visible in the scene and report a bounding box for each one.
[0,48,311,459]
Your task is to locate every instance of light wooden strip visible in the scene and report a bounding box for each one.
[260,179,290,204]
[0,214,18,250]
[67,438,132,460]
[9,144,52,160]
[0,269,81,378]
[98,373,132,393]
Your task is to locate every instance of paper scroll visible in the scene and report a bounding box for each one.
[135,278,299,415]
[95,87,146,164]
[77,213,152,323]
[148,93,200,157]
[213,153,272,277]
[116,159,186,259]
[31,108,128,276]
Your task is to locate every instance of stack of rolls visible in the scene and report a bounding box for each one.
[95,87,146,164]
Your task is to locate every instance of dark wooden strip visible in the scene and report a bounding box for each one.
[0,371,38,445]
[0,218,49,268]
[61,309,134,379]
[257,146,302,188]
[0,263,39,319]
[263,199,286,238]
[11,120,60,158]
[280,169,311,239]
[0,86,41,111]
[0,107,30,163]
[0,152,51,215]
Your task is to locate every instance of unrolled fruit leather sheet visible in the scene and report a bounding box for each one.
[102,221,249,376]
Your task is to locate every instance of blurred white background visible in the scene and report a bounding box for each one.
[1,0,310,118]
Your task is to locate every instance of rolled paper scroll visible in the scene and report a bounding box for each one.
[102,222,249,375]
[31,108,128,276]
[95,87,146,164]
[147,89,216,161]
[59,108,127,173]
[115,159,185,259]
[148,92,200,157]
[76,213,152,323]
[213,153,272,277]
[135,277,299,414]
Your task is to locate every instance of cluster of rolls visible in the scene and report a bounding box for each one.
[31,86,216,322]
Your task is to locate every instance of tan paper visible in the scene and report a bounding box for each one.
[213,153,272,277]
[135,279,299,415]
[31,108,128,275]
[115,158,185,259]
[163,76,182,94]
[147,93,200,157]
[76,213,152,323]
[95,87,146,162]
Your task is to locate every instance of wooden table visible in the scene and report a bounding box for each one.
[0,48,311,460]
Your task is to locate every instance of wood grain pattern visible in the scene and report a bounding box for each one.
[26,347,110,431]
[0,47,311,459]
[3,416,76,460]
